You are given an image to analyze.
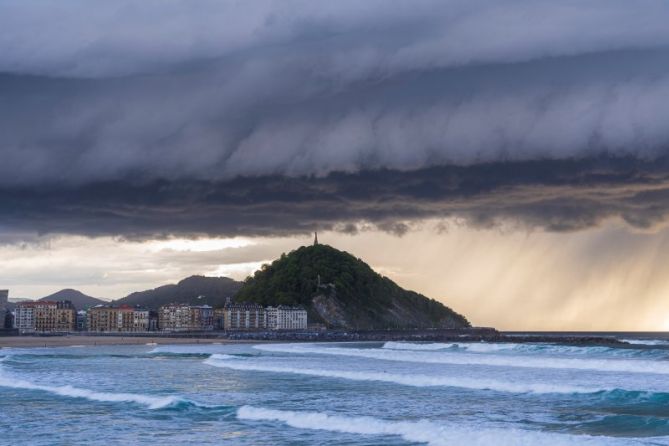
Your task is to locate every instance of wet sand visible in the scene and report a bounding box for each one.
[0,335,263,349]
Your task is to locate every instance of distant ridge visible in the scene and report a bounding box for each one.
[113,275,242,310]
[40,289,106,309]
[235,244,470,330]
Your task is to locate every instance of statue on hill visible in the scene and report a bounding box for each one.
[314,231,319,245]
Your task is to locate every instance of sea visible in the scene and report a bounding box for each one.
[3,335,669,445]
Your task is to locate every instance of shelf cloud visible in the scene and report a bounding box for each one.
[2,0,669,239]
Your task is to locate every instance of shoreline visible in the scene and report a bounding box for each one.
[0,335,268,349]
[0,328,636,349]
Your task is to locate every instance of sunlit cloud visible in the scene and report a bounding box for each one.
[146,237,255,253]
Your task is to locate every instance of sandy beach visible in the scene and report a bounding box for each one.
[0,335,262,349]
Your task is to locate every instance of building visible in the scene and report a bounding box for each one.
[222,303,265,331]
[158,304,213,332]
[87,305,152,332]
[265,306,308,330]
[76,310,87,331]
[191,305,214,331]
[14,303,35,334]
[158,304,191,332]
[15,300,76,333]
[0,290,8,329]
[0,289,7,313]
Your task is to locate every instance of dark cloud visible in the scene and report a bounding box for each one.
[1,157,668,241]
[2,1,669,239]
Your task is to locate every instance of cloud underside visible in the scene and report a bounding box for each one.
[2,157,669,239]
[3,1,669,240]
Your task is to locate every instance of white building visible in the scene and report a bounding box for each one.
[132,309,150,332]
[222,303,265,330]
[14,304,35,334]
[265,306,308,330]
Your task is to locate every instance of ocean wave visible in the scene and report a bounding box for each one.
[0,376,181,409]
[256,344,669,375]
[204,356,599,394]
[382,341,667,358]
[621,339,669,346]
[0,359,200,410]
[237,406,642,445]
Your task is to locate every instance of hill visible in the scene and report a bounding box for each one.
[40,289,106,309]
[235,244,470,330]
[114,275,242,309]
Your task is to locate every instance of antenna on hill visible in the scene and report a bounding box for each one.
[314,231,319,246]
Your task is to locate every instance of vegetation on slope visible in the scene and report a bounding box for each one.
[235,244,470,329]
[114,275,241,309]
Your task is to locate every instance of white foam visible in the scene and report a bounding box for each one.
[256,343,669,375]
[621,339,669,346]
[148,344,226,354]
[237,406,638,446]
[382,342,455,351]
[383,341,518,353]
[204,357,598,394]
[0,361,180,409]
[208,354,238,360]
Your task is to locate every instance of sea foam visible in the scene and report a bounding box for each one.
[256,343,669,375]
[237,406,642,446]
[204,356,598,394]
[621,339,669,346]
[0,359,183,409]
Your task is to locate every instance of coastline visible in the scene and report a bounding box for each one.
[0,327,635,349]
[0,335,267,349]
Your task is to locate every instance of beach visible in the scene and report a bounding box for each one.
[0,335,261,349]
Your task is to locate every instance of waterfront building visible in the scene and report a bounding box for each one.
[223,303,265,330]
[265,306,308,330]
[158,304,191,331]
[214,307,226,329]
[87,305,152,332]
[15,300,76,333]
[14,303,35,334]
[191,305,214,331]
[76,310,87,331]
[158,304,213,331]
[0,289,7,315]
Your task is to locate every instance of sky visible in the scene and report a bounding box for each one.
[2,0,669,330]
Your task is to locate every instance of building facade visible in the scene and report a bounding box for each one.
[0,289,7,317]
[14,304,35,333]
[265,306,308,330]
[223,303,265,330]
[15,301,76,333]
[87,305,152,332]
[158,304,213,331]
[76,310,87,331]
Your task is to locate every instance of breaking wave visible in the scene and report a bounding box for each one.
[256,344,669,374]
[204,356,600,394]
[0,375,181,409]
[0,358,210,410]
[382,341,669,358]
[621,339,669,346]
[237,406,642,445]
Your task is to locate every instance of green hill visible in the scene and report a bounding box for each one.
[114,275,242,309]
[235,244,470,330]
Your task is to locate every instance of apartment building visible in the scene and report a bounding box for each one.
[87,305,153,332]
[222,303,265,330]
[158,304,213,331]
[265,306,308,330]
[15,301,76,333]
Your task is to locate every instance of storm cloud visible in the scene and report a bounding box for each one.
[2,0,669,238]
